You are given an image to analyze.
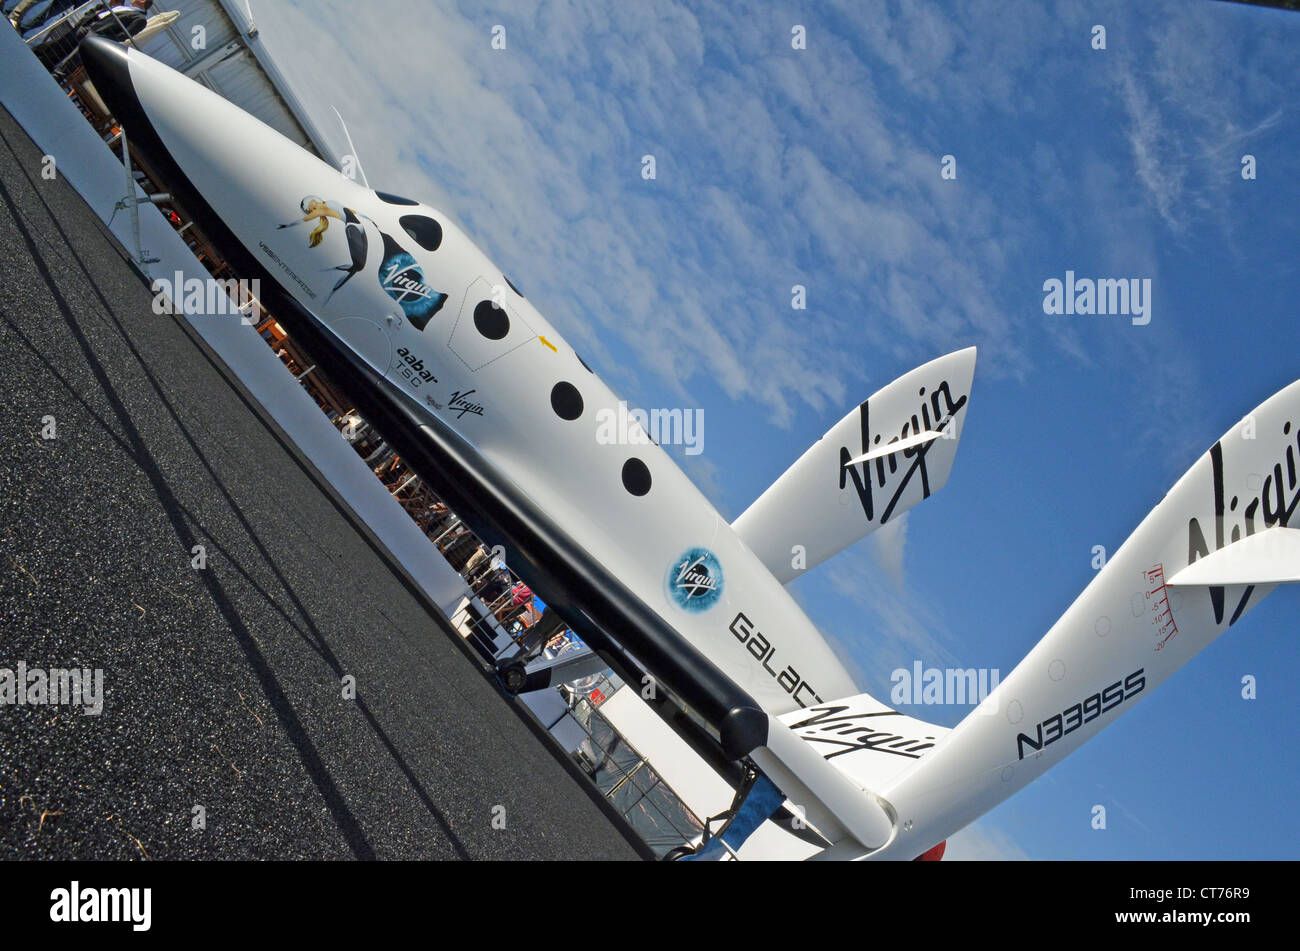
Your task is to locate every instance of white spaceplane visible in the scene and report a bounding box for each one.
[78,35,1300,861]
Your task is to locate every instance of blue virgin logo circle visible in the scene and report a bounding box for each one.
[665,547,723,612]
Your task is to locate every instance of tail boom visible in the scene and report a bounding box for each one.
[829,380,1300,859]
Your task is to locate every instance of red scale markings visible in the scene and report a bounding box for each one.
[1143,564,1179,651]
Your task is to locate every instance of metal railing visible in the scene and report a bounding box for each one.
[15,1,145,78]
[564,680,707,857]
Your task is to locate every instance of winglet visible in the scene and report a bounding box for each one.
[1167,526,1300,586]
[843,428,946,466]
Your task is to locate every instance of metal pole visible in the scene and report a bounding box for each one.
[119,127,144,266]
[102,1,141,51]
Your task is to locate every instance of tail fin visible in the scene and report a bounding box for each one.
[860,379,1300,859]
[733,348,976,584]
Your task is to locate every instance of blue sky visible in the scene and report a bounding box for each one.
[255,0,1298,859]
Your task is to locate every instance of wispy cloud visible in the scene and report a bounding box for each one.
[867,509,909,590]
[255,0,1074,435]
[1116,69,1186,233]
[1110,1,1290,242]
[945,820,1030,861]
[816,538,960,699]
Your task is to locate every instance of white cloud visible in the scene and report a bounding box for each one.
[255,0,1066,436]
[867,510,909,589]
[818,541,960,698]
[1108,1,1289,242]
[944,820,1030,861]
[1116,69,1187,233]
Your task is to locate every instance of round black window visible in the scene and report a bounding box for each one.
[550,382,583,420]
[621,458,651,496]
[400,215,443,251]
[473,300,510,340]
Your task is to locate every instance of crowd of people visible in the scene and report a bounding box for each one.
[334,411,564,649]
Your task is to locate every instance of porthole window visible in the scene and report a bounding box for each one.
[503,274,524,298]
[550,382,583,420]
[400,214,443,251]
[473,299,510,340]
[622,458,651,496]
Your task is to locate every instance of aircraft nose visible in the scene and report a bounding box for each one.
[79,35,142,124]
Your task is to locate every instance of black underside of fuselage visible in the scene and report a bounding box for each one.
[77,36,768,766]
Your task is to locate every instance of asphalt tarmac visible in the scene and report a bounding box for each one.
[0,105,639,861]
